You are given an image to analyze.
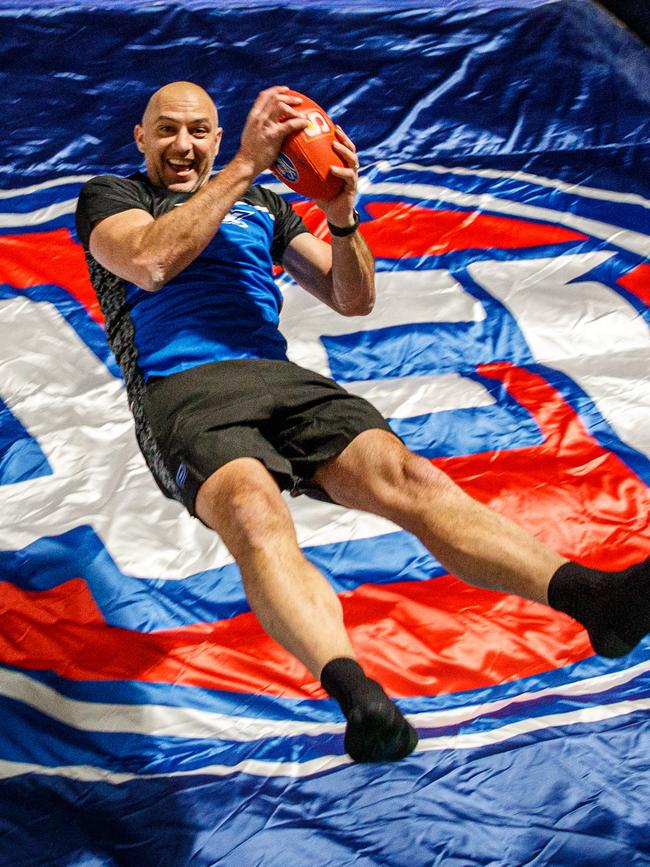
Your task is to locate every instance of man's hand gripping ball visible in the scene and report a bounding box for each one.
[271,90,348,201]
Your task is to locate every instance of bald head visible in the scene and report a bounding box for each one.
[135,81,222,192]
[142,81,218,128]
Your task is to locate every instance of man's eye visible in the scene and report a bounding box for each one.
[193,129,208,137]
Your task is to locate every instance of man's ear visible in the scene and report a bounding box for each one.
[134,124,145,154]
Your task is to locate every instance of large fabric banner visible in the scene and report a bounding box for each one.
[1,0,649,863]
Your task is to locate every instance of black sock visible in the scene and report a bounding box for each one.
[548,557,650,658]
[320,657,418,762]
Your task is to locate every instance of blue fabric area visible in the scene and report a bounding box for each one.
[0,0,559,9]
[0,397,51,484]
[387,365,543,458]
[0,181,85,213]
[1,666,648,773]
[2,1,650,864]
[1,713,648,867]
[1,1,649,191]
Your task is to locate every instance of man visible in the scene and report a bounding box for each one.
[76,80,650,763]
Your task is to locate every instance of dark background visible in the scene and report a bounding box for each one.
[596,1,650,43]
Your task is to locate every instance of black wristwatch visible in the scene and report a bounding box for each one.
[327,209,360,237]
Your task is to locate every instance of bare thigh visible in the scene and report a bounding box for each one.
[313,428,449,524]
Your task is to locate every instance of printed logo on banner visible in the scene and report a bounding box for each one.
[1,165,649,708]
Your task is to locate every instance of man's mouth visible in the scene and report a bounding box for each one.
[167,159,194,177]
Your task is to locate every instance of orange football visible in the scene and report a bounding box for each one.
[271,89,345,200]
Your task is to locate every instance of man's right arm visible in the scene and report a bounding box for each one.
[89,156,257,292]
[88,87,309,292]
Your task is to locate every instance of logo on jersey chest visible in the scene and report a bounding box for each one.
[223,206,256,229]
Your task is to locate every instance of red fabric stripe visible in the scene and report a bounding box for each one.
[449,362,650,568]
[290,200,587,257]
[0,574,590,700]
[345,578,592,697]
[618,264,650,307]
[0,577,314,699]
[0,229,103,324]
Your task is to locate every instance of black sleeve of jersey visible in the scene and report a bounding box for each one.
[75,175,151,250]
[250,185,310,265]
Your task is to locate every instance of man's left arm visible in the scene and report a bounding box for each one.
[281,126,375,317]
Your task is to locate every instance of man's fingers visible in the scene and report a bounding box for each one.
[328,165,358,192]
[334,124,357,152]
[330,165,357,178]
[277,99,306,121]
[252,86,282,113]
[333,139,360,170]
[252,86,301,118]
[280,93,304,106]
[282,116,310,134]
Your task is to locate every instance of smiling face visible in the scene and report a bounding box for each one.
[134,82,223,192]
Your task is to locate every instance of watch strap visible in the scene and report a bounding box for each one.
[327,209,360,237]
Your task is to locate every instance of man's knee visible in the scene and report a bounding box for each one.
[395,449,453,496]
[369,448,457,522]
[317,429,456,515]
[196,458,292,552]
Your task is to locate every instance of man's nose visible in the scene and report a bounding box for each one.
[173,127,192,151]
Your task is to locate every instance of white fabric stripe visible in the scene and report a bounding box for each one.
[287,492,400,550]
[469,252,650,460]
[0,753,348,783]
[342,373,494,419]
[413,658,650,729]
[0,198,79,228]
[0,170,219,199]
[0,669,344,741]
[3,165,643,210]
[359,181,650,258]
[0,695,647,783]
[3,658,648,746]
[0,192,268,228]
[378,161,650,210]
[419,696,650,753]
[279,268,486,376]
[0,175,93,199]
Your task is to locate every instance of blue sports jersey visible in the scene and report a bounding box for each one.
[123,198,289,378]
[75,173,309,380]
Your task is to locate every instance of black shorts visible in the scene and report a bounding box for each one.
[143,358,394,515]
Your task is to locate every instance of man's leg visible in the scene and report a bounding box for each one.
[196,457,354,676]
[314,429,650,657]
[195,456,418,761]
